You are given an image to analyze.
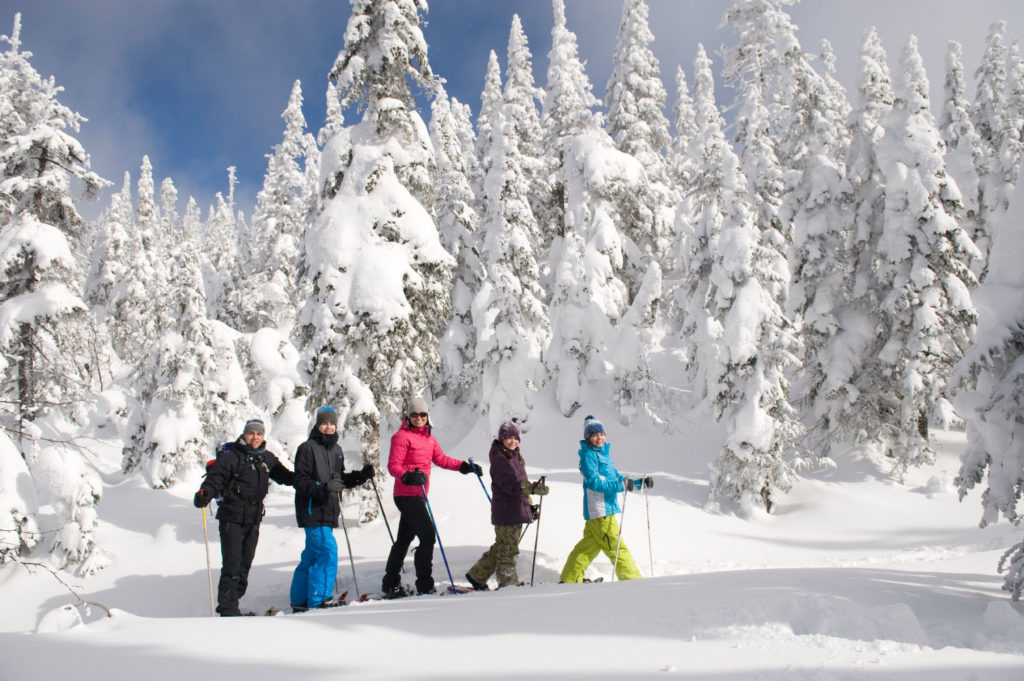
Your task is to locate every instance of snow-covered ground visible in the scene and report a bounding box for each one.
[1,396,1023,679]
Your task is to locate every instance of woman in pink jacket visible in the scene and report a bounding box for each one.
[381,396,481,597]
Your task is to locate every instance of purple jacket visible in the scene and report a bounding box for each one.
[488,439,533,526]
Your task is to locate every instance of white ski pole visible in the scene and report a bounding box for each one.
[337,491,360,597]
[643,476,654,577]
[612,488,628,581]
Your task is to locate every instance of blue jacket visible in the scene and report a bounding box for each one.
[577,440,624,520]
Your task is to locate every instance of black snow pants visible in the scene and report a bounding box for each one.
[216,519,260,615]
[382,496,436,594]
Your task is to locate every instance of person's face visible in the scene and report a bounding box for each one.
[243,430,264,448]
[587,432,606,446]
[318,421,337,435]
[408,411,428,426]
[501,436,519,450]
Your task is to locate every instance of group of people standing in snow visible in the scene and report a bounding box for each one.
[192,397,652,616]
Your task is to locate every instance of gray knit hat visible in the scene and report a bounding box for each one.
[242,418,265,435]
[407,396,429,416]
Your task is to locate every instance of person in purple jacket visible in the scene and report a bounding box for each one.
[465,421,549,591]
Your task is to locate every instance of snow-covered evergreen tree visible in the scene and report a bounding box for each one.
[432,88,484,408]
[703,108,802,514]
[676,45,727,394]
[542,0,646,417]
[504,14,555,278]
[541,0,602,258]
[471,54,550,430]
[328,0,438,210]
[202,169,239,324]
[663,65,699,335]
[722,0,851,456]
[133,209,254,488]
[605,0,674,284]
[837,27,895,453]
[231,80,314,332]
[85,173,134,311]
[971,20,1013,240]
[669,65,699,203]
[972,21,1007,153]
[1001,39,1024,190]
[872,36,979,474]
[952,171,1024,600]
[0,14,107,571]
[301,0,452,518]
[0,13,107,431]
[941,41,989,276]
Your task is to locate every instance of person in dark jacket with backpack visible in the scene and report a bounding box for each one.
[289,406,374,612]
[193,418,294,616]
[465,421,548,591]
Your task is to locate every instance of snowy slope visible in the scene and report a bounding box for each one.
[1,396,1023,680]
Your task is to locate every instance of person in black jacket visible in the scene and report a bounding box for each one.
[193,418,294,616]
[289,406,374,611]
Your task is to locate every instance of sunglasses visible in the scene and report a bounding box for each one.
[408,412,429,419]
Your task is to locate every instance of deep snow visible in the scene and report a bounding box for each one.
[1,396,1023,680]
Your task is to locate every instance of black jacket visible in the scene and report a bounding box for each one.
[293,429,372,528]
[201,438,294,525]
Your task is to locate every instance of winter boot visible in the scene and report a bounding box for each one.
[465,572,490,591]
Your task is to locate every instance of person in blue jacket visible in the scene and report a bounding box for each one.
[559,415,650,582]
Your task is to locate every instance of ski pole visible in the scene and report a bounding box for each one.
[530,475,546,586]
[612,488,629,581]
[201,507,215,617]
[337,491,361,596]
[369,476,405,574]
[643,475,654,577]
[421,484,457,594]
[468,457,490,502]
[370,476,396,545]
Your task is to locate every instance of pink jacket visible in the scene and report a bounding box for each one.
[388,422,463,497]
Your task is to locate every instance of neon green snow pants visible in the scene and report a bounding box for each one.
[559,515,642,583]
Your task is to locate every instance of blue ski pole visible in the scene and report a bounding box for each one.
[421,485,457,594]
[468,457,490,502]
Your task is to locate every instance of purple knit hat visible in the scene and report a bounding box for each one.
[497,421,521,442]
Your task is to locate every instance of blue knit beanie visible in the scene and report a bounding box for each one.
[583,415,605,440]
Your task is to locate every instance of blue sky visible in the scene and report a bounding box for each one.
[2,1,1021,221]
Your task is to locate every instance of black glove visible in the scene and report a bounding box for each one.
[326,476,345,493]
[193,489,211,508]
[530,504,541,520]
[360,463,374,479]
[459,461,483,476]
[642,475,653,489]
[623,478,635,492]
[401,469,428,486]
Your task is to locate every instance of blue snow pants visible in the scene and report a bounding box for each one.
[289,525,338,608]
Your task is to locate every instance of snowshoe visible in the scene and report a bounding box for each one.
[381,584,414,600]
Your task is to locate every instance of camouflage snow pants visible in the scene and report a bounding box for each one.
[467,524,523,588]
